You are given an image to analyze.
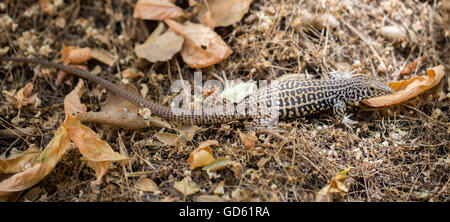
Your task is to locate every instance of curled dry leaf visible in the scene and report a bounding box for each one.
[239,131,258,149]
[135,178,159,192]
[86,160,110,193]
[133,0,184,21]
[202,158,241,178]
[379,25,417,43]
[121,68,144,79]
[198,0,253,27]
[315,167,351,202]
[165,19,232,68]
[0,145,40,174]
[61,46,91,64]
[63,115,127,162]
[175,124,202,142]
[77,111,149,130]
[195,194,224,202]
[64,79,87,116]
[135,22,184,63]
[155,132,185,147]
[293,10,339,30]
[364,65,445,107]
[0,125,70,195]
[90,49,116,66]
[187,140,218,170]
[16,82,40,109]
[173,176,200,196]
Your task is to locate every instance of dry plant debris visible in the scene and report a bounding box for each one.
[0,0,448,202]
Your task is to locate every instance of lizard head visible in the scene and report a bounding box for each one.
[345,76,394,101]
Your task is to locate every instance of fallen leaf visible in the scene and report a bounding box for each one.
[121,68,144,79]
[16,82,40,109]
[187,140,218,170]
[64,79,87,116]
[165,19,232,68]
[135,22,184,62]
[155,132,183,146]
[61,46,91,64]
[239,131,258,149]
[173,176,200,196]
[86,160,110,193]
[400,57,426,75]
[202,158,241,178]
[175,124,202,142]
[23,186,42,201]
[364,65,445,107]
[0,125,70,194]
[63,115,127,162]
[379,25,417,43]
[135,178,159,192]
[0,145,40,174]
[90,49,116,66]
[198,0,253,27]
[315,167,351,202]
[133,0,184,21]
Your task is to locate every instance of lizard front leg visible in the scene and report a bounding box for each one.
[333,100,357,128]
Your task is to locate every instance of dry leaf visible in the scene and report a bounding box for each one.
[135,178,159,192]
[63,116,127,162]
[133,0,184,21]
[198,0,253,27]
[187,140,218,170]
[61,46,91,64]
[0,145,40,174]
[400,57,426,75]
[135,22,184,62]
[201,11,215,29]
[165,19,232,68]
[364,65,445,107]
[315,167,351,202]
[379,25,417,43]
[175,124,202,142]
[16,82,40,109]
[86,160,111,192]
[155,132,182,146]
[90,49,116,66]
[239,131,257,149]
[202,158,241,178]
[64,79,87,116]
[0,125,70,194]
[121,68,144,79]
[173,176,200,196]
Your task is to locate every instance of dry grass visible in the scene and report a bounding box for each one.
[0,0,448,202]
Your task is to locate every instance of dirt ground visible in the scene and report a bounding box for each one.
[0,0,449,202]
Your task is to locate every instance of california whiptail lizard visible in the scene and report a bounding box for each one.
[0,57,393,126]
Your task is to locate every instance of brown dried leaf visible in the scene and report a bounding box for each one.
[121,68,144,79]
[0,125,70,194]
[90,49,116,66]
[61,46,91,64]
[315,168,351,202]
[155,132,186,147]
[63,115,127,162]
[239,131,257,149]
[198,0,253,27]
[135,23,184,62]
[202,158,241,178]
[400,57,426,75]
[0,145,40,174]
[165,19,232,68]
[173,176,200,196]
[135,178,159,192]
[133,0,184,21]
[16,82,40,109]
[64,79,87,116]
[187,140,218,170]
[364,65,445,107]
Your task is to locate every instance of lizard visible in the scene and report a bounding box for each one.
[0,56,393,126]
